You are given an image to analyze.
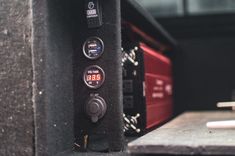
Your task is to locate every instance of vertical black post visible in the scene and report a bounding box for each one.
[32,0,74,155]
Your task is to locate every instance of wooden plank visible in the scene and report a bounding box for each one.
[128,111,235,155]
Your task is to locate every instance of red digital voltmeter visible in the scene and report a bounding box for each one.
[83,65,105,89]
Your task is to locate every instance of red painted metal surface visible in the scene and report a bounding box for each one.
[139,43,173,129]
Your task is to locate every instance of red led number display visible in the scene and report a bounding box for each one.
[86,74,101,81]
[84,65,105,89]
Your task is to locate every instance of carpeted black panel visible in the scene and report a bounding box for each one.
[0,0,34,155]
[32,0,74,155]
[72,0,124,152]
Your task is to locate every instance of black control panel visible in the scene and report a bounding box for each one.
[73,0,124,152]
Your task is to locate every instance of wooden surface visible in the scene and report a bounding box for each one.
[128,111,235,155]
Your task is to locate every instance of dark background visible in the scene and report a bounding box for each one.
[157,14,235,114]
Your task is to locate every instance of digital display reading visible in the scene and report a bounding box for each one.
[83,65,105,89]
[86,74,101,81]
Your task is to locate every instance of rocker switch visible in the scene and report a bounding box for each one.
[85,0,103,28]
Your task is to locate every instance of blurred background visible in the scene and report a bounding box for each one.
[136,0,235,114]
